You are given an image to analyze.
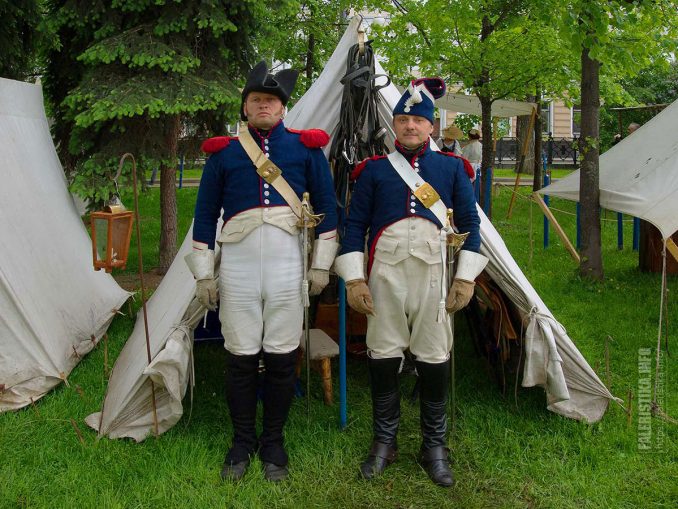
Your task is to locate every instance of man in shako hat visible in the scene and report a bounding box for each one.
[334,78,488,487]
[187,61,338,482]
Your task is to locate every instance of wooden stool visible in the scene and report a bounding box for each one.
[297,329,339,405]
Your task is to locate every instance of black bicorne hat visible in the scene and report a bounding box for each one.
[240,61,299,121]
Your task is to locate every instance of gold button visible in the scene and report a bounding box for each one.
[262,170,270,177]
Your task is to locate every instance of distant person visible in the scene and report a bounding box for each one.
[612,133,622,145]
[440,124,463,155]
[627,122,640,135]
[461,128,482,179]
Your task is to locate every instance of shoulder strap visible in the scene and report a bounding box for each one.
[238,122,302,218]
[386,151,449,229]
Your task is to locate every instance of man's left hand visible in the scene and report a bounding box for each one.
[308,268,329,297]
[446,278,475,313]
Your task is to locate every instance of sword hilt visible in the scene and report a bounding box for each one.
[446,208,469,255]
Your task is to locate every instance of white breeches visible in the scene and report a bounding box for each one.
[218,223,303,355]
[367,256,453,363]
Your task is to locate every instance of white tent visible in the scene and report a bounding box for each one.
[0,78,130,412]
[87,18,617,441]
[438,93,535,118]
[538,99,678,240]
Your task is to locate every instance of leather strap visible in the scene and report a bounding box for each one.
[368,441,398,461]
[420,446,450,462]
[387,150,454,322]
[387,151,449,229]
[238,122,303,219]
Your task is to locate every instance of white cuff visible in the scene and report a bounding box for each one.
[184,248,215,280]
[454,250,488,282]
[311,239,339,271]
[333,252,365,282]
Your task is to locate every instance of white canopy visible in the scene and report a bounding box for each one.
[0,78,130,412]
[87,18,615,441]
[438,93,535,118]
[538,99,678,240]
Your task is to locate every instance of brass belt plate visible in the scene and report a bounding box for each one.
[414,182,440,209]
[257,160,281,183]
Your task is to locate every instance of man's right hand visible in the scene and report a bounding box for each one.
[346,279,375,316]
[196,279,219,311]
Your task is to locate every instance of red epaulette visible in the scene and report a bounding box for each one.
[287,128,330,148]
[351,155,387,181]
[201,136,236,154]
[439,151,475,180]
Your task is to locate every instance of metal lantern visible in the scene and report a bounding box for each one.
[90,197,134,272]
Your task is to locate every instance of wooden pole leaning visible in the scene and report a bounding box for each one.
[532,192,581,264]
[117,153,160,437]
[507,107,537,219]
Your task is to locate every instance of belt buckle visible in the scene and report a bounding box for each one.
[257,160,281,183]
[414,182,440,209]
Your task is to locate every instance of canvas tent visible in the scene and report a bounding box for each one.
[0,77,130,412]
[538,99,678,241]
[87,17,617,441]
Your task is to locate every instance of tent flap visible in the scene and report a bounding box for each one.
[0,77,130,413]
[539,99,678,240]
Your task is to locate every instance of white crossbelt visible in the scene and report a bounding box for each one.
[386,151,451,322]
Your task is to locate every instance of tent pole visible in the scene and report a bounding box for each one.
[507,108,536,219]
[121,153,160,437]
[532,192,580,263]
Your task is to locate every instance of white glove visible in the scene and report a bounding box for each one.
[196,279,219,311]
[307,268,329,297]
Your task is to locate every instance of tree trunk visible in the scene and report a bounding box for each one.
[157,114,181,274]
[479,93,494,219]
[578,46,603,280]
[515,94,535,175]
[533,86,543,191]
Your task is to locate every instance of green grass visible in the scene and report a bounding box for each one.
[1,186,676,508]
[493,167,575,179]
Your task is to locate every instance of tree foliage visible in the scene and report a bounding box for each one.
[365,0,572,216]
[0,0,42,80]
[44,0,269,271]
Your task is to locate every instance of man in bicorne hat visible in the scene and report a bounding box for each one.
[186,61,338,482]
[334,78,488,487]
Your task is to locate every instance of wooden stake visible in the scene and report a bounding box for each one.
[605,335,612,389]
[104,333,109,378]
[666,238,678,264]
[70,418,85,445]
[532,193,580,263]
[30,397,40,417]
[626,389,633,427]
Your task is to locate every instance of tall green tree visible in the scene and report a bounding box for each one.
[366,0,571,218]
[0,0,42,80]
[555,0,678,280]
[45,0,267,273]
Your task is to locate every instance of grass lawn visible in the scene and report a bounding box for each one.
[1,186,675,509]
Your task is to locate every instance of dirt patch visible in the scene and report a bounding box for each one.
[114,271,165,292]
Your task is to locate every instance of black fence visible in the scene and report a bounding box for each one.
[494,136,579,167]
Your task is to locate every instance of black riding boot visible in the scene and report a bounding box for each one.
[416,359,454,487]
[221,351,260,481]
[359,356,401,480]
[259,349,298,482]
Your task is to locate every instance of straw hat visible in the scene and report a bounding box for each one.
[442,124,462,140]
